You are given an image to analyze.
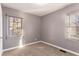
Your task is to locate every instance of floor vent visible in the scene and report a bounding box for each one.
[59,50,67,53]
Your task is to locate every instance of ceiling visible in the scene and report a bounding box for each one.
[2,3,71,16]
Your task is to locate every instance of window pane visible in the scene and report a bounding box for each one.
[18,19,21,22]
[18,23,21,27]
[66,15,79,39]
[8,16,22,37]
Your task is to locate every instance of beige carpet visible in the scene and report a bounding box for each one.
[2,42,76,56]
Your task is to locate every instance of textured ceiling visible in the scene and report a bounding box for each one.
[2,3,71,16]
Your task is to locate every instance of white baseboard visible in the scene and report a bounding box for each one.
[40,41,79,56]
[23,41,42,47]
[3,41,41,52]
[3,46,18,52]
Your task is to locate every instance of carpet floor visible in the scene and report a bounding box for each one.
[2,42,76,56]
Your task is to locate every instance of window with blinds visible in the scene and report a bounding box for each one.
[7,16,22,37]
[66,14,79,40]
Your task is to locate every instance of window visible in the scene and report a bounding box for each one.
[7,15,22,37]
[66,14,79,40]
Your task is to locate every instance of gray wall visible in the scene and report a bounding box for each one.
[0,4,2,53]
[41,4,79,53]
[2,6,41,49]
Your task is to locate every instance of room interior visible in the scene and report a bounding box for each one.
[0,3,79,56]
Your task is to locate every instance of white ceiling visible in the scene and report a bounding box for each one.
[2,3,71,16]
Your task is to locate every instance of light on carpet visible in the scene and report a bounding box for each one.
[19,30,23,48]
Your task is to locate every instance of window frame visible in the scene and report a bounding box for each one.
[66,14,79,40]
[6,15,23,38]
